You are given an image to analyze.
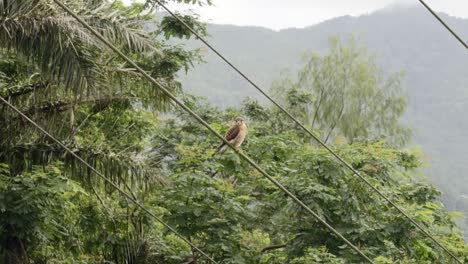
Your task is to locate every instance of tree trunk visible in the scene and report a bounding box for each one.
[192,246,198,264]
[3,225,28,264]
[70,106,76,138]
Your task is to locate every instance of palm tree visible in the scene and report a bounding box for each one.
[0,0,202,262]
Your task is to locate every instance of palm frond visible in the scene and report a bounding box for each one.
[22,95,133,115]
[0,1,103,93]
[0,141,166,188]
[0,0,161,97]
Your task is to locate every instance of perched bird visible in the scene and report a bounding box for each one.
[214,117,248,155]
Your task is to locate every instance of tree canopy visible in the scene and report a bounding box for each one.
[272,37,410,146]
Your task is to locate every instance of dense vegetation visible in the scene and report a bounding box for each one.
[170,6,468,239]
[0,0,466,263]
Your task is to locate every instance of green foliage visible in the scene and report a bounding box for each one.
[289,247,345,264]
[146,101,467,263]
[276,36,410,145]
[242,97,269,121]
[158,174,247,261]
[0,2,466,263]
[0,163,87,262]
[0,0,210,263]
[1,94,467,263]
[0,0,207,182]
[160,13,207,40]
[170,18,468,237]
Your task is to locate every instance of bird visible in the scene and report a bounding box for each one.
[213,117,248,155]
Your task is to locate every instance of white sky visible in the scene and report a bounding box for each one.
[123,0,468,30]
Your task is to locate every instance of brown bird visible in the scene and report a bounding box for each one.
[214,117,248,155]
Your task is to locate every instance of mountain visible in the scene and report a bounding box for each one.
[173,5,468,235]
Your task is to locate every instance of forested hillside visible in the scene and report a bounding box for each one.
[173,5,468,235]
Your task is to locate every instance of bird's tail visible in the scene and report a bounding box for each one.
[213,142,227,156]
[210,142,227,177]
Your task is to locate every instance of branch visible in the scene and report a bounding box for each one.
[324,58,349,144]
[324,97,345,144]
[261,243,288,253]
[311,73,332,129]
[25,96,134,114]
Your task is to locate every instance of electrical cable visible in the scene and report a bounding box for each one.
[49,1,376,262]
[149,1,464,262]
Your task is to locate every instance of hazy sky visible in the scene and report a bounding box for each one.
[124,0,468,30]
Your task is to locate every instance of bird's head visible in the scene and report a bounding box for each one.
[235,117,246,126]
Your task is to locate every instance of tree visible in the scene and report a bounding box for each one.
[0,0,209,262]
[148,100,467,263]
[272,36,410,145]
[0,163,86,263]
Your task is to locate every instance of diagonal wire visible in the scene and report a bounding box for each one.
[150,1,463,263]
[0,96,218,264]
[51,1,375,262]
[417,0,467,50]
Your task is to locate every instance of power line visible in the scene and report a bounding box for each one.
[51,1,375,262]
[0,96,218,264]
[150,1,463,263]
[417,0,468,50]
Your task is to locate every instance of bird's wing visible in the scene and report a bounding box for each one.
[225,125,240,141]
